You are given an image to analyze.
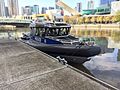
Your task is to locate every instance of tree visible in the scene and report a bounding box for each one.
[103,16,109,23]
[78,17,83,24]
[85,17,90,23]
[63,15,69,23]
[105,16,110,23]
[115,10,120,22]
[111,16,117,23]
[96,16,103,23]
[90,16,96,24]
[96,16,100,23]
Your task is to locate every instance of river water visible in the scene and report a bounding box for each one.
[0,28,120,89]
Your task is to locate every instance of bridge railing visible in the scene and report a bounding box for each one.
[0,18,31,23]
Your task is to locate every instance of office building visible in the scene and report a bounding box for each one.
[77,2,82,12]
[55,0,60,9]
[41,7,48,14]
[49,7,54,10]
[23,6,32,15]
[111,1,120,14]
[96,0,119,15]
[100,0,116,5]
[0,0,5,17]
[7,0,19,17]
[32,5,39,14]
[87,0,94,9]
[21,7,25,15]
[5,7,9,17]
[22,5,39,15]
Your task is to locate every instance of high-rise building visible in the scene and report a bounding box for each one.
[22,5,39,15]
[0,0,5,17]
[21,7,25,15]
[49,7,54,10]
[87,0,94,9]
[77,2,82,12]
[23,6,32,15]
[95,0,119,15]
[55,0,60,9]
[41,7,48,14]
[32,5,39,14]
[5,7,9,17]
[100,0,116,5]
[111,0,120,14]
[7,0,19,17]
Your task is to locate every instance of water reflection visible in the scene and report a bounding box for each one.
[84,48,119,71]
[84,48,120,88]
[0,28,29,39]
[71,29,120,43]
[70,29,120,89]
[111,31,120,43]
[69,62,94,76]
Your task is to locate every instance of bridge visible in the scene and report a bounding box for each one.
[0,18,31,27]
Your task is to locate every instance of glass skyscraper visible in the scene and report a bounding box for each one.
[0,0,5,17]
[7,0,19,17]
[41,7,47,14]
[32,5,39,14]
[100,0,116,5]
[55,0,60,9]
[87,0,94,9]
[77,2,82,12]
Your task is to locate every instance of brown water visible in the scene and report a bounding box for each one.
[0,28,120,89]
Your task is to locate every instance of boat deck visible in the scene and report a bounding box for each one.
[0,39,118,90]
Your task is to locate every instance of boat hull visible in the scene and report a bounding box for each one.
[49,54,91,64]
[33,44,101,57]
[21,39,101,64]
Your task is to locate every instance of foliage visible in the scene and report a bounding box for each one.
[115,10,120,22]
[64,14,118,24]
[111,16,117,23]
[102,16,106,23]
[85,17,90,23]
[96,16,103,23]
[77,17,83,24]
[105,16,110,23]
[63,16,69,23]
[90,17,96,23]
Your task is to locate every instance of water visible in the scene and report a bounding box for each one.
[0,28,120,89]
[71,29,120,89]
[0,28,30,40]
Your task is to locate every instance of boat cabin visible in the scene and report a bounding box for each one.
[29,22,71,37]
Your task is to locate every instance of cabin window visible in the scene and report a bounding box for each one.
[36,28,46,37]
[44,28,69,36]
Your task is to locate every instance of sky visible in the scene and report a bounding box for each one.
[5,0,100,14]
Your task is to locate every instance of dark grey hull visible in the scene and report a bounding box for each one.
[21,39,101,64]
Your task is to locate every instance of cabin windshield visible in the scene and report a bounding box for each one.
[46,28,70,36]
[34,27,70,37]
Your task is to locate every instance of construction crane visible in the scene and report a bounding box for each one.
[56,0,80,16]
[23,0,81,22]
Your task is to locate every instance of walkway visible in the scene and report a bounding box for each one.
[0,39,117,90]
